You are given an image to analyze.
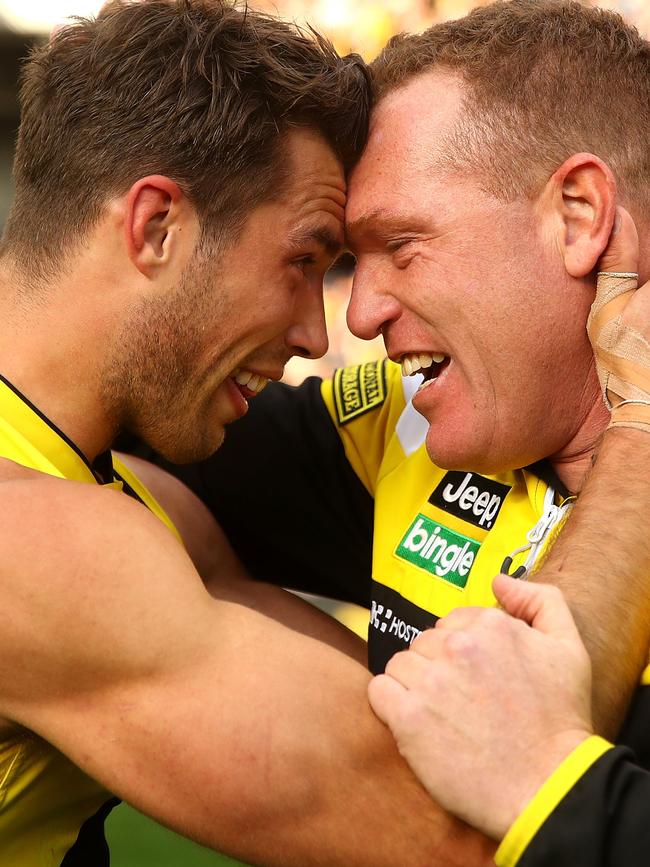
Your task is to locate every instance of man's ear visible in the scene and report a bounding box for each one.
[545,153,617,278]
[124,175,196,277]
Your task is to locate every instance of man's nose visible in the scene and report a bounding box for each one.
[347,260,401,341]
[284,281,329,360]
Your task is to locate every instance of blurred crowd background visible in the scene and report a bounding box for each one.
[0,1,647,864]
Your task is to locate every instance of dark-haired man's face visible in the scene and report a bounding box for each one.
[345,70,603,475]
[102,129,346,462]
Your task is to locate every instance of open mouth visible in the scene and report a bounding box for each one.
[400,352,450,392]
[231,368,270,399]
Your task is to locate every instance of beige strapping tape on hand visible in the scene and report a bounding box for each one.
[587,271,650,431]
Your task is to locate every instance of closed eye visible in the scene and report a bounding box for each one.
[386,238,415,252]
[292,254,318,272]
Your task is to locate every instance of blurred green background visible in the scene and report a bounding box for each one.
[107,804,247,867]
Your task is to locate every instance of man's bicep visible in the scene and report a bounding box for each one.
[22,601,494,865]
[0,489,493,865]
[114,453,370,662]
[17,593,369,856]
[148,377,376,605]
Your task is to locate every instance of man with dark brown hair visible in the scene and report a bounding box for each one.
[0,2,502,865]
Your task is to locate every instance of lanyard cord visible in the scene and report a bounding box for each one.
[500,486,574,579]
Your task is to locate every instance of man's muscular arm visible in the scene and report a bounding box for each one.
[0,475,494,867]
[532,429,650,736]
[118,452,369,663]
[530,209,650,737]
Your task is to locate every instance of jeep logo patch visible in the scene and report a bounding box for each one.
[429,471,511,530]
[395,515,480,588]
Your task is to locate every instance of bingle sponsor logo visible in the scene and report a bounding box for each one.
[429,471,511,530]
[395,515,480,588]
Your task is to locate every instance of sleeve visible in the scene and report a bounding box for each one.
[318,359,406,496]
[155,374,377,606]
[495,737,650,867]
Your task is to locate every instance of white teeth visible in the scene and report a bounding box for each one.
[234,369,252,386]
[401,355,420,376]
[417,377,438,393]
[400,352,447,377]
[233,369,269,394]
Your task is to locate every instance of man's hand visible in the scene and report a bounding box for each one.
[587,206,650,430]
[368,575,594,841]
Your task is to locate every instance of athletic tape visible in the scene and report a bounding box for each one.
[587,273,650,431]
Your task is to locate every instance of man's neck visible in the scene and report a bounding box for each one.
[0,264,119,463]
[549,398,610,495]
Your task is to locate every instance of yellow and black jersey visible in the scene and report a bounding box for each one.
[192,360,569,669]
[497,656,650,866]
[496,725,650,866]
[0,373,179,867]
[320,360,568,671]
[189,359,650,867]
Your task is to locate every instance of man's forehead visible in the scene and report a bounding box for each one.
[346,70,465,224]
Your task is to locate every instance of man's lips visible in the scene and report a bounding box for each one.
[225,376,250,418]
[413,357,452,398]
[225,365,284,417]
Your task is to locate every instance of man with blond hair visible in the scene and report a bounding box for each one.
[198,0,650,856]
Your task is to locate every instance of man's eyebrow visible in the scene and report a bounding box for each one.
[288,226,344,257]
[345,210,419,248]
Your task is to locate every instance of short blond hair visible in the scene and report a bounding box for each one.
[371,0,650,213]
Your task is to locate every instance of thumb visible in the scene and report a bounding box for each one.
[596,206,638,280]
[492,574,582,642]
[589,206,638,338]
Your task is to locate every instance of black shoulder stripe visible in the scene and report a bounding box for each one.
[60,797,120,866]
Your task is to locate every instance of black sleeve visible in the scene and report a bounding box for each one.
[147,377,375,607]
[518,745,650,867]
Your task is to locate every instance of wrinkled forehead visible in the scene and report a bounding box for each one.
[346,70,465,228]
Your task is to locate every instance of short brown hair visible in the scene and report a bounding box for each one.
[2,0,370,278]
[371,0,650,213]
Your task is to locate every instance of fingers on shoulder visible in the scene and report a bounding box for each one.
[367,673,406,727]
[368,671,439,740]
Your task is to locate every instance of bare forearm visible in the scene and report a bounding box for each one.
[534,429,650,736]
[210,644,496,866]
[45,599,495,866]
[198,590,495,864]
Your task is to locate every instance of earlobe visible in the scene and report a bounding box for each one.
[549,153,617,279]
[124,175,187,277]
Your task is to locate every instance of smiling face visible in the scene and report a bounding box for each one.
[105,128,346,462]
[346,71,603,475]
